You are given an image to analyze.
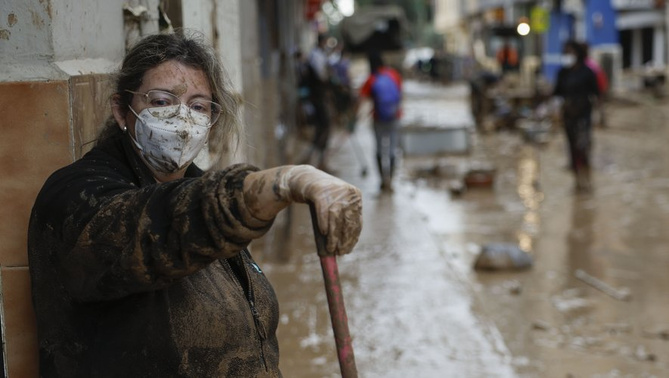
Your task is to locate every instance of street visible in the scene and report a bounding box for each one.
[253,79,669,377]
[5,0,669,375]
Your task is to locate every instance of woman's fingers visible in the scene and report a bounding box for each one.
[319,187,361,255]
[339,194,362,254]
[289,169,360,256]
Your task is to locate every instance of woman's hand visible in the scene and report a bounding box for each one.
[244,165,362,255]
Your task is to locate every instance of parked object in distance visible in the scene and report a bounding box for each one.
[464,167,496,188]
[474,243,533,271]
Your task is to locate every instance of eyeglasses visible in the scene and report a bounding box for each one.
[126,89,222,126]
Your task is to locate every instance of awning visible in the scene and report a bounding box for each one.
[616,11,664,29]
[340,5,409,52]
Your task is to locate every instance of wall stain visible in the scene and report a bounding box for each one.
[8,13,18,27]
[38,0,52,19]
[0,29,10,40]
[30,9,45,28]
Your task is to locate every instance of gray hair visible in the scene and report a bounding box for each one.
[100,29,241,160]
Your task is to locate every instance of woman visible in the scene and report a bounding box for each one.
[27,30,362,377]
[553,40,600,192]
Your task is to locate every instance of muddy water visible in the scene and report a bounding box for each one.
[254,83,669,377]
[403,93,669,376]
[460,98,669,377]
[258,198,517,377]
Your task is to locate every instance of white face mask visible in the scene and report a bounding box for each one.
[561,54,576,67]
[128,105,211,174]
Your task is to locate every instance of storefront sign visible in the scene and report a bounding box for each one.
[530,7,549,34]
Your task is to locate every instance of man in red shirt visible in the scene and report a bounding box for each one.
[355,51,403,192]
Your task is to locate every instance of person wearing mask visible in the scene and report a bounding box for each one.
[353,51,403,192]
[27,30,362,378]
[553,40,600,192]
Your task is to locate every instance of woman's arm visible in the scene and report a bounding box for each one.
[243,165,362,255]
[36,163,272,302]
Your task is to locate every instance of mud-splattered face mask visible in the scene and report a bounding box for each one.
[128,105,211,174]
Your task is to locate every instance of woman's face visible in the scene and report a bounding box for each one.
[111,60,213,181]
[115,60,213,137]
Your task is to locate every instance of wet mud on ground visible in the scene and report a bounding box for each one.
[252,81,669,377]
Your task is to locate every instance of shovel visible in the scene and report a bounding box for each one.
[309,204,359,378]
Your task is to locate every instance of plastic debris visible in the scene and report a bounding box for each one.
[464,166,496,189]
[532,320,552,331]
[473,243,533,271]
[634,345,657,362]
[574,269,632,301]
[642,326,669,341]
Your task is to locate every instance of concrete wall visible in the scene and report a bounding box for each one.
[51,1,125,62]
[180,0,244,93]
[1,0,61,81]
[215,1,244,94]
[240,0,281,170]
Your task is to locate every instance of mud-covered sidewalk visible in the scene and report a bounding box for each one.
[254,79,669,377]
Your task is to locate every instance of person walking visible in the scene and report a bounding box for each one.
[27,30,362,378]
[299,33,334,172]
[553,40,600,192]
[354,51,403,192]
[328,43,354,126]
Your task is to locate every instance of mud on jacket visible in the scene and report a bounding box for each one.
[28,131,282,377]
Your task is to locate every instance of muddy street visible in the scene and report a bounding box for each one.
[252,79,669,377]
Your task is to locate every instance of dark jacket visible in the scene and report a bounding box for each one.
[553,63,600,119]
[27,130,281,377]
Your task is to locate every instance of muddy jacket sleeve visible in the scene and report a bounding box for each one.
[30,148,273,302]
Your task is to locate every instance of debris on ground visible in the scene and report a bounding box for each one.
[516,117,553,145]
[642,326,669,341]
[602,323,632,335]
[633,345,657,362]
[464,163,496,189]
[447,179,466,196]
[552,296,593,315]
[551,288,592,315]
[532,320,552,331]
[574,269,632,301]
[505,280,523,295]
[490,280,524,296]
[473,243,533,271]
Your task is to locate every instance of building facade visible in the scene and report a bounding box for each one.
[434,0,668,90]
